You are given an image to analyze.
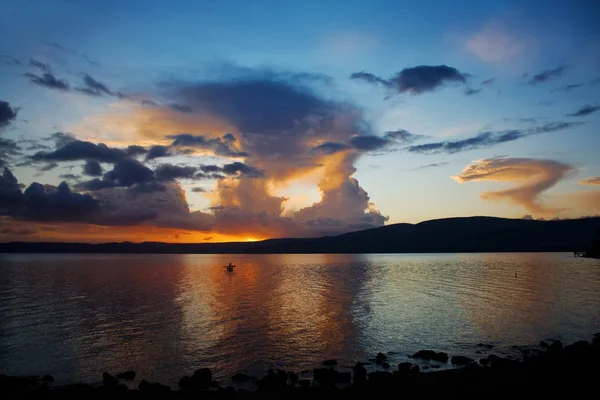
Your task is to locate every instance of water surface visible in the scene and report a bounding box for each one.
[1,253,599,386]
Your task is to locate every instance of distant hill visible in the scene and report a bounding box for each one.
[1,216,599,254]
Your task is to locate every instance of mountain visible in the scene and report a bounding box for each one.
[1,216,599,254]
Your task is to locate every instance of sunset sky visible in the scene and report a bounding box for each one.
[1,0,599,243]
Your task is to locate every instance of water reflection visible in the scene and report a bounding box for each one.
[1,253,599,386]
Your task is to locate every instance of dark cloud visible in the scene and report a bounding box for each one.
[0,100,19,130]
[0,168,23,208]
[45,132,76,147]
[192,187,207,193]
[0,227,36,236]
[145,145,172,160]
[0,138,21,164]
[39,162,58,172]
[0,55,22,66]
[311,142,350,155]
[464,87,482,96]
[21,182,99,222]
[83,159,103,176]
[154,164,197,181]
[349,71,392,87]
[59,173,80,180]
[74,178,118,191]
[104,159,155,187]
[482,77,496,85]
[141,99,159,107]
[552,83,583,92]
[351,65,469,95]
[348,135,389,151]
[32,140,127,163]
[167,133,248,157]
[75,74,115,97]
[567,105,600,117]
[24,72,70,91]
[413,162,450,170]
[29,58,51,73]
[125,145,147,157]
[169,103,194,113]
[528,66,565,85]
[199,162,265,178]
[407,121,583,154]
[383,129,426,144]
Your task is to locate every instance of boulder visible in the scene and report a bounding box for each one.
[313,368,338,386]
[115,371,136,381]
[548,340,564,354]
[397,362,413,374]
[192,368,213,388]
[232,373,254,383]
[375,352,387,364]
[451,356,474,366]
[412,350,448,363]
[381,362,390,369]
[322,359,338,366]
[352,363,367,384]
[102,372,119,388]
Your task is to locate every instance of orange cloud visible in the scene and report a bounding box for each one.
[452,157,574,215]
[579,176,600,186]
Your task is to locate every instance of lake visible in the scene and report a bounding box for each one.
[1,253,599,386]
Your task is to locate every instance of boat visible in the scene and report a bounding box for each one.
[224,262,236,272]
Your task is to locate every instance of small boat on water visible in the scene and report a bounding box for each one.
[224,262,236,272]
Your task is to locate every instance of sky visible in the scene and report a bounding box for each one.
[1,0,599,243]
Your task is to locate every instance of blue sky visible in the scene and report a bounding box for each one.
[0,0,599,242]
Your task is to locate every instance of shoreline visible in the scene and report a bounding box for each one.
[3,333,600,399]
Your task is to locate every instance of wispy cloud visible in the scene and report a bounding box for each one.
[579,177,600,186]
[452,157,573,214]
[567,105,600,117]
[528,66,565,85]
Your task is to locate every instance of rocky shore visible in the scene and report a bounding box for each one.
[3,333,600,399]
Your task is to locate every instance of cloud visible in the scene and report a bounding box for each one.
[0,100,19,130]
[24,72,70,91]
[169,103,194,113]
[154,164,198,181]
[349,72,391,87]
[482,77,496,85]
[32,139,128,163]
[464,87,482,96]
[465,22,530,64]
[75,74,116,97]
[567,105,600,117]
[383,129,426,144]
[103,158,155,187]
[528,66,565,85]
[83,160,103,176]
[351,65,469,95]
[413,162,450,170]
[407,121,583,154]
[553,78,600,92]
[46,132,76,147]
[0,138,21,165]
[145,145,172,160]
[579,177,600,186]
[167,133,248,157]
[191,187,207,193]
[452,157,573,214]
[311,142,350,155]
[29,58,51,73]
[0,55,22,66]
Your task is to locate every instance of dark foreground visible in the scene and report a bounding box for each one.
[3,334,600,399]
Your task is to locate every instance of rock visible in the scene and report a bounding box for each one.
[352,363,367,384]
[313,368,338,386]
[479,358,489,366]
[138,379,152,391]
[368,371,393,385]
[178,375,192,390]
[548,340,564,354]
[298,379,310,388]
[115,371,136,381]
[381,362,390,369]
[476,343,494,349]
[411,365,420,374]
[192,368,213,388]
[451,356,475,366]
[41,375,54,382]
[336,372,351,383]
[375,352,387,364]
[397,362,413,374]
[565,340,590,355]
[288,372,298,385]
[102,372,119,388]
[258,370,287,391]
[322,359,338,366]
[412,350,449,363]
[540,340,549,348]
[211,380,220,387]
[232,373,254,383]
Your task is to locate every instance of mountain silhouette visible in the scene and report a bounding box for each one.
[1,216,598,254]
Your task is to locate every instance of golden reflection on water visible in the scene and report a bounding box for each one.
[1,253,599,386]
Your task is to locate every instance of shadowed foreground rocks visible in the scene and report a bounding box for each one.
[2,334,600,399]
